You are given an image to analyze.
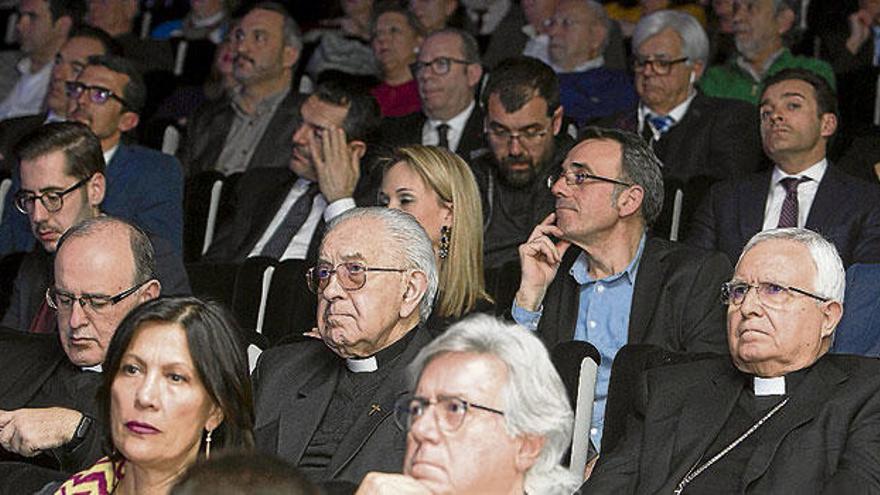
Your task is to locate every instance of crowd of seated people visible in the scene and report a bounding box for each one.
[0,0,879,493]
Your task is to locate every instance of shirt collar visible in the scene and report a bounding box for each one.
[570,232,647,286]
[735,48,787,82]
[552,55,605,74]
[232,87,290,117]
[466,0,511,34]
[16,57,53,76]
[344,325,418,373]
[81,364,103,372]
[771,158,828,185]
[103,145,119,166]
[190,10,225,28]
[638,90,697,131]
[427,99,475,131]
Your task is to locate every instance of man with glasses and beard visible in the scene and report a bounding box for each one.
[471,56,573,270]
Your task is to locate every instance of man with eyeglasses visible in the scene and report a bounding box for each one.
[469,56,573,270]
[252,207,437,487]
[698,0,835,105]
[512,126,731,450]
[597,11,765,240]
[382,28,485,160]
[357,314,580,495]
[583,227,880,493]
[0,216,160,481]
[545,0,636,126]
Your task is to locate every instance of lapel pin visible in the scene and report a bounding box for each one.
[369,404,382,416]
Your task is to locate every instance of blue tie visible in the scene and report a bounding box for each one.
[649,114,676,135]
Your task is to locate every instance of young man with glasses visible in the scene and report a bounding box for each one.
[584,228,880,493]
[358,314,580,495]
[512,126,731,451]
[252,207,437,487]
[0,216,160,481]
[382,28,485,160]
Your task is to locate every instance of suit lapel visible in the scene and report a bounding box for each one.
[740,358,847,488]
[628,238,666,344]
[804,165,841,234]
[739,171,771,242]
[202,107,235,173]
[276,362,341,463]
[457,106,485,159]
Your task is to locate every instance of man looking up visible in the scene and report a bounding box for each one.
[182,2,302,177]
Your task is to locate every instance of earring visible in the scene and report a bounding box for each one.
[439,225,451,259]
[205,429,213,460]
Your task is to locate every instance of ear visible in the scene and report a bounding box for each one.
[282,45,300,70]
[139,279,162,301]
[616,184,644,219]
[819,112,837,138]
[445,0,458,17]
[591,24,609,54]
[118,111,139,133]
[54,15,73,38]
[691,60,705,81]
[205,403,225,433]
[87,172,106,208]
[440,200,453,225]
[466,62,483,89]
[820,300,843,340]
[775,7,795,35]
[398,270,428,320]
[551,106,563,136]
[514,434,545,473]
[349,139,367,161]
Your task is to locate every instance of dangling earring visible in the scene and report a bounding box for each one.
[439,225,451,259]
[205,429,213,459]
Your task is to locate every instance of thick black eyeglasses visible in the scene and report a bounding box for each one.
[46,280,151,314]
[65,81,131,108]
[547,167,633,189]
[14,176,92,214]
[633,57,689,76]
[306,261,406,294]
[410,57,472,76]
[721,281,829,309]
[394,395,505,433]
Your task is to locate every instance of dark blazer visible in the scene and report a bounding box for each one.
[535,236,731,353]
[180,91,302,177]
[0,329,103,473]
[831,263,880,356]
[583,354,880,494]
[0,248,51,331]
[0,113,44,174]
[380,103,486,162]
[598,92,767,237]
[252,327,433,485]
[687,165,880,267]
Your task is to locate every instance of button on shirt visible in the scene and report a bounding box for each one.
[761,159,827,231]
[512,234,646,449]
[421,100,475,153]
[216,88,289,176]
[0,57,53,120]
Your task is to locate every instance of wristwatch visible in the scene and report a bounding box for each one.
[67,414,94,451]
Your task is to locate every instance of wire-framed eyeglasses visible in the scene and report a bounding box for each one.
[394,395,505,433]
[547,168,633,189]
[14,176,92,214]
[65,81,132,108]
[721,281,829,309]
[46,280,150,314]
[306,261,406,294]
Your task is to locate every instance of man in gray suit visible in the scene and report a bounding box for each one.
[252,207,438,486]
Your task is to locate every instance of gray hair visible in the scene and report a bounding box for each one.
[408,314,580,495]
[739,228,845,303]
[632,10,709,68]
[427,28,482,66]
[248,2,303,51]
[57,216,157,284]
[582,0,611,52]
[579,127,665,227]
[324,207,438,322]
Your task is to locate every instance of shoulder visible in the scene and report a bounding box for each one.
[646,236,729,265]
[114,145,183,179]
[255,337,334,376]
[643,356,731,395]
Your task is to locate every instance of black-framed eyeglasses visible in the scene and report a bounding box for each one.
[306,261,406,294]
[46,280,151,314]
[14,176,92,215]
[547,167,633,189]
[721,281,829,309]
[486,124,551,146]
[394,395,505,433]
[410,57,472,76]
[633,57,689,76]
[65,81,131,108]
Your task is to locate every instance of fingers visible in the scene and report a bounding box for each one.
[521,234,565,266]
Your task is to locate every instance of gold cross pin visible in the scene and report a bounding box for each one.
[369,404,382,416]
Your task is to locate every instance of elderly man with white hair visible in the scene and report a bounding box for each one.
[583,227,880,493]
[357,314,580,494]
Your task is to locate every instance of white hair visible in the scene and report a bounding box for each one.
[632,10,710,68]
[408,314,580,494]
[739,228,846,302]
[324,207,438,322]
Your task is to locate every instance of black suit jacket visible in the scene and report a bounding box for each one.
[180,91,303,177]
[0,113,44,174]
[0,330,103,473]
[380,104,486,161]
[687,165,880,267]
[583,354,880,494]
[535,237,731,354]
[252,327,433,485]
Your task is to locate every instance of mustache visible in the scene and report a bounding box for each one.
[500,154,533,167]
[234,54,254,65]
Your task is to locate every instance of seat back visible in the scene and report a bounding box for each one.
[831,263,880,356]
[0,176,11,221]
[183,171,225,261]
[231,257,277,332]
[262,259,318,346]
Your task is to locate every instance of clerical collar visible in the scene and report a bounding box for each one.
[81,364,102,373]
[344,327,418,373]
[753,376,785,396]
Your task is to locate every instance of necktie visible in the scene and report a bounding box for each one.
[648,114,676,135]
[776,177,810,228]
[261,182,320,259]
[436,123,450,149]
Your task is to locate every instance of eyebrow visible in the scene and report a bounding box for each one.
[760,92,806,106]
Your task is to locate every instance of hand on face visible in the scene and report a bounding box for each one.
[515,213,571,311]
[311,126,361,203]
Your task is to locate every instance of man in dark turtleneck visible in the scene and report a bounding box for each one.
[252,206,438,487]
[583,227,880,493]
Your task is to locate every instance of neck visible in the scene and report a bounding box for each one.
[574,224,644,280]
[773,147,825,175]
[116,463,186,495]
[101,133,122,152]
[383,64,413,86]
[558,52,600,72]
[239,73,291,114]
[743,40,782,75]
[427,98,472,122]
[647,90,691,116]
[107,21,134,38]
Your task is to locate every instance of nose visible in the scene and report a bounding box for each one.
[67,300,90,330]
[550,174,568,197]
[508,135,524,156]
[738,285,765,316]
[320,268,347,302]
[30,198,50,223]
[409,404,442,443]
[134,372,160,410]
[292,123,309,146]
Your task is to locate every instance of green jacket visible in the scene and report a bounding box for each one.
[699,48,836,105]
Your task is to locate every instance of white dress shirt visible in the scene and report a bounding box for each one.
[422,100,475,153]
[637,90,697,140]
[761,159,827,230]
[0,57,53,120]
